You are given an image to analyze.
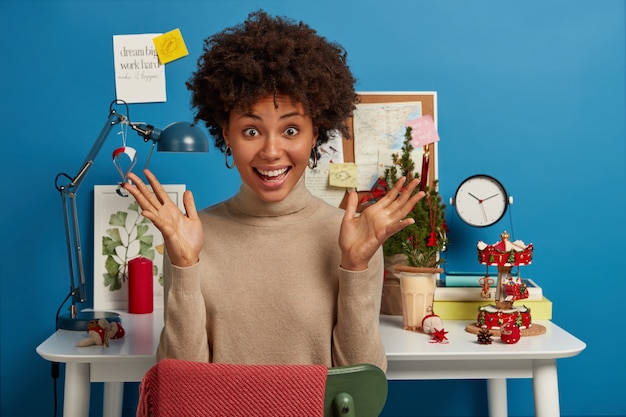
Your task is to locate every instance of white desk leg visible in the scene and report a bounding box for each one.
[103,382,124,417]
[64,362,90,417]
[532,359,560,417]
[487,378,508,417]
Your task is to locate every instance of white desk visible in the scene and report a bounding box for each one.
[37,310,585,417]
[37,312,160,417]
[380,315,585,417]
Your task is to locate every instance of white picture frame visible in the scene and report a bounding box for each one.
[93,184,186,310]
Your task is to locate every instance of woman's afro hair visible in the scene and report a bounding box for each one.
[186,10,358,154]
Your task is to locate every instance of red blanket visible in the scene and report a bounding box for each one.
[137,359,328,417]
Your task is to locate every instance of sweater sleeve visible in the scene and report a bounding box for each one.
[332,247,387,372]
[156,254,210,362]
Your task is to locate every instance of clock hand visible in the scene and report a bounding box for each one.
[483,193,499,201]
[480,201,488,222]
[468,192,481,201]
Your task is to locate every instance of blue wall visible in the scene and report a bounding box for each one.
[1,1,624,416]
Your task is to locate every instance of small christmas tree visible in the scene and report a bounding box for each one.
[382,126,448,268]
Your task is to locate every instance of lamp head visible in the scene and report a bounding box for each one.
[132,121,209,153]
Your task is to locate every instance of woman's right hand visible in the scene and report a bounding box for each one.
[124,169,204,267]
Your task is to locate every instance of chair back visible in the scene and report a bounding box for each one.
[137,359,387,417]
[325,363,387,417]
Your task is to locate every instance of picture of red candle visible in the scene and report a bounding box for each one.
[128,257,153,314]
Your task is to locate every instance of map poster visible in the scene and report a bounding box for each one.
[353,101,426,191]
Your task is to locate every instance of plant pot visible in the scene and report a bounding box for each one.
[396,265,443,332]
[380,254,408,315]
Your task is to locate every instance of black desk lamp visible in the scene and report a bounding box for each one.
[54,100,208,330]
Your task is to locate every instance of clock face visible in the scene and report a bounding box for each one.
[454,175,508,227]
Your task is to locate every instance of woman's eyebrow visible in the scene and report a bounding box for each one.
[279,111,306,120]
[236,111,305,121]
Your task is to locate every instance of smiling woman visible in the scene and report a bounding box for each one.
[223,95,316,203]
[122,9,425,372]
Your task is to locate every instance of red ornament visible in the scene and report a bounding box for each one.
[500,322,521,344]
[430,328,449,344]
[359,177,389,209]
[427,230,438,246]
[110,323,125,339]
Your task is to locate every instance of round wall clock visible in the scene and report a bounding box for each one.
[453,174,509,227]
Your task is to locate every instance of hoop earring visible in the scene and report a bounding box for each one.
[308,148,318,169]
[224,146,235,169]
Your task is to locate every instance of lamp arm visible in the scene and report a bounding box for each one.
[56,108,126,317]
[70,109,126,191]
[60,189,86,309]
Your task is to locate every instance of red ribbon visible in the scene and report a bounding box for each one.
[359,177,389,209]
[420,148,429,192]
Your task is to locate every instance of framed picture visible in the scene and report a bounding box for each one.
[349,92,438,191]
[319,92,438,208]
[93,184,186,310]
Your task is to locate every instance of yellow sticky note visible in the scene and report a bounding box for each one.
[329,163,359,188]
[153,28,189,64]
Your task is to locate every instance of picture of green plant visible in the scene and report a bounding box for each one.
[101,200,160,292]
[93,184,184,310]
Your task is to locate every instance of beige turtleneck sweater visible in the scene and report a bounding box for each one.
[156,179,386,371]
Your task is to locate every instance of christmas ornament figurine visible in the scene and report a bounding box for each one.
[475,231,534,330]
[500,322,521,344]
[479,276,494,299]
[422,313,448,343]
[477,328,493,345]
[422,313,444,334]
[77,318,125,347]
[431,328,449,344]
[466,225,547,338]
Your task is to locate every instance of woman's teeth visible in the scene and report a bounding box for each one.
[257,167,288,178]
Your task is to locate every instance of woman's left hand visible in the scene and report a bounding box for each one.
[338,177,424,271]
